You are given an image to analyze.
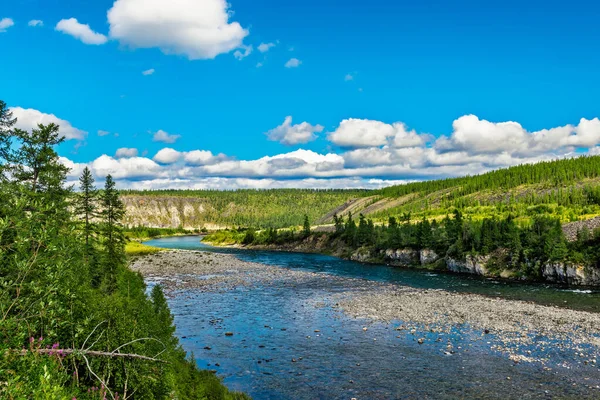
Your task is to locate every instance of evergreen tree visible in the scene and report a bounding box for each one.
[303,214,311,237]
[100,174,126,292]
[333,213,344,235]
[0,100,16,169]
[75,167,98,264]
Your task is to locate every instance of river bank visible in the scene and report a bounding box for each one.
[203,233,600,286]
[131,249,600,372]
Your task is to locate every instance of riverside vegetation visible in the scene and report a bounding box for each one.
[204,157,600,285]
[0,101,248,399]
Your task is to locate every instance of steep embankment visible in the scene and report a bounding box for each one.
[121,189,366,229]
[215,234,600,286]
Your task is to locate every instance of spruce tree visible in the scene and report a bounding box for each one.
[100,174,126,292]
[75,167,98,266]
[0,100,16,169]
[303,214,311,237]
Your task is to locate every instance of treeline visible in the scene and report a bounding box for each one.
[377,155,600,199]
[0,101,247,399]
[208,210,600,278]
[122,189,366,229]
[366,156,600,224]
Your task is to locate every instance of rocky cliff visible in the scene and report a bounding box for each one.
[121,196,226,230]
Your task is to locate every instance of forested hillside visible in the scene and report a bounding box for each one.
[316,156,600,226]
[0,101,247,399]
[122,156,600,232]
[120,189,367,229]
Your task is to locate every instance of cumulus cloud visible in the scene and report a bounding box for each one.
[435,115,600,157]
[344,73,354,81]
[328,119,429,149]
[142,68,155,76]
[285,58,301,68]
[265,116,324,146]
[10,107,87,140]
[55,18,108,45]
[107,0,249,60]
[28,20,43,27]
[152,130,181,143]
[258,42,276,53]
[98,130,110,136]
[153,148,182,164]
[115,148,138,158]
[0,18,14,32]
[59,113,600,190]
[91,155,162,180]
[153,148,227,165]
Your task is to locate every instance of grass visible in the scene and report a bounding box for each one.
[125,241,166,256]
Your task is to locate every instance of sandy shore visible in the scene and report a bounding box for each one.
[131,250,600,366]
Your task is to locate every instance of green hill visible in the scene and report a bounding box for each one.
[318,155,600,227]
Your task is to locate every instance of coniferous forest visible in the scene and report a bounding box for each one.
[0,101,249,398]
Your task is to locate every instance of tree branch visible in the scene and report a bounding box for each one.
[14,348,169,364]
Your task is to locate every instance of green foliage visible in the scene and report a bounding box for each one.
[121,189,367,229]
[0,105,249,399]
[125,241,166,256]
[302,215,311,237]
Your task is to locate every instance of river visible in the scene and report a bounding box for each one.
[144,235,600,399]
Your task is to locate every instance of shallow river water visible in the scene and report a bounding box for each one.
[145,236,600,399]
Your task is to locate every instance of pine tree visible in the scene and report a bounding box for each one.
[11,123,69,198]
[303,214,311,237]
[100,174,126,292]
[0,100,16,169]
[75,167,98,266]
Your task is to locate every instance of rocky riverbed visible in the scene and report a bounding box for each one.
[131,250,600,370]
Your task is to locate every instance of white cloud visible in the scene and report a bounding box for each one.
[256,62,264,68]
[436,115,600,157]
[328,118,428,149]
[107,0,249,60]
[28,20,43,27]
[258,42,275,53]
[98,130,110,136]
[0,18,14,32]
[285,58,301,68]
[55,18,108,45]
[115,147,138,158]
[344,73,354,81]
[10,107,87,140]
[184,149,227,165]
[59,113,600,190]
[152,130,181,144]
[153,147,227,165]
[265,116,324,146]
[233,44,253,60]
[142,68,155,76]
[153,148,182,164]
[91,155,162,180]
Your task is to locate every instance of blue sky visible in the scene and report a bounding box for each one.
[1,0,600,189]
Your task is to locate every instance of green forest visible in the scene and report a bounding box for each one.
[121,189,366,229]
[206,210,600,280]
[0,100,248,399]
[367,156,600,224]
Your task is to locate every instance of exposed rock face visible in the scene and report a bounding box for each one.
[543,263,600,285]
[121,196,223,230]
[350,247,372,263]
[562,217,600,242]
[419,249,439,266]
[384,249,419,265]
[446,255,490,276]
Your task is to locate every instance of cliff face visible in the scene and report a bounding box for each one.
[121,196,225,230]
